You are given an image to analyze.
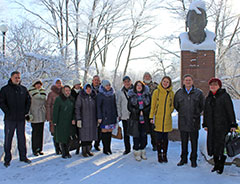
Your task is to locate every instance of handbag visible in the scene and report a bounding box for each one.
[112,125,123,139]
[68,134,80,151]
[225,132,240,157]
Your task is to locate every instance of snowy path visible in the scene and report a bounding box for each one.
[1,138,240,184]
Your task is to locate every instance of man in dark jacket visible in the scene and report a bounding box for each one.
[91,75,101,151]
[143,72,158,151]
[0,71,32,167]
[174,74,205,168]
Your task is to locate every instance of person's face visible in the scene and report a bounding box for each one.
[104,84,111,91]
[11,74,21,85]
[123,79,131,89]
[136,82,143,92]
[144,74,151,81]
[162,78,170,89]
[209,82,220,93]
[64,87,71,97]
[55,80,62,89]
[34,83,42,90]
[183,77,193,88]
[85,87,92,95]
[74,84,81,90]
[187,9,207,32]
[92,77,100,87]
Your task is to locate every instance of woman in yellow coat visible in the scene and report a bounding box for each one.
[149,76,174,163]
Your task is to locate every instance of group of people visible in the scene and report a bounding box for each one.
[0,71,237,175]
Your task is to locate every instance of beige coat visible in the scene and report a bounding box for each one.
[28,85,47,123]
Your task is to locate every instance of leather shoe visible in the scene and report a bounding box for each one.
[20,158,31,164]
[177,159,187,166]
[191,160,197,168]
[4,162,10,168]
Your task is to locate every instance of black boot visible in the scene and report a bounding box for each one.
[162,140,168,163]
[157,141,163,163]
[217,155,226,174]
[54,138,61,155]
[82,146,88,157]
[211,156,220,172]
[107,132,112,154]
[102,132,110,155]
[66,145,71,158]
[86,145,94,156]
[60,144,67,159]
[75,147,80,155]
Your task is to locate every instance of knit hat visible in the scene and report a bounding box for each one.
[53,78,62,85]
[101,80,111,87]
[123,76,131,81]
[208,77,222,88]
[32,79,42,86]
[73,79,81,87]
[143,72,152,80]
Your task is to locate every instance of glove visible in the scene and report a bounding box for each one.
[25,115,30,121]
[77,120,82,128]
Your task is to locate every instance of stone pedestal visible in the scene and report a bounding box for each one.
[181,50,215,96]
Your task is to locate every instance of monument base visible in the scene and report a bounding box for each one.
[181,50,215,96]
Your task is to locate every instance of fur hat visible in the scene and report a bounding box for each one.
[73,79,81,87]
[208,77,222,88]
[101,80,111,87]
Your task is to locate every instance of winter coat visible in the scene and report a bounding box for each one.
[53,94,75,144]
[174,86,205,132]
[46,85,61,122]
[97,85,118,126]
[203,88,237,157]
[116,86,133,120]
[28,85,47,123]
[0,79,31,121]
[127,87,151,137]
[75,90,98,141]
[149,84,174,132]
[145,81,158,96]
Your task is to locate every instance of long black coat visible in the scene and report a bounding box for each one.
[97,86,118,126]
[0,79,31,121]
[75,90,98,141]
[127,87,151,137]
[203,89,237,157]
[174,86,205,132]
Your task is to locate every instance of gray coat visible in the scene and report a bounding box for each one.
[174,86,205,132]
[75,90,98,142]
[28,86,47,123]
[116,86,132,120]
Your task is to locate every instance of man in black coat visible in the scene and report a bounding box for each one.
[174,74,205,168]
[91,75,101,151]
[0,71,32,167]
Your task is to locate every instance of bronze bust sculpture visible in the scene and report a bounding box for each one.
[186,7,208,44]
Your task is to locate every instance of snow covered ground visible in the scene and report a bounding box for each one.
[0,100,240,184]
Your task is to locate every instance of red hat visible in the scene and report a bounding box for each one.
[208,78,222,88]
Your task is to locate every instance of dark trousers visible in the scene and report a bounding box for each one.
[31,123,44,153]
[180,131,199,161]
[155,132,168,141]
[94,126,102,147]
[133,124,147,150]
[122,120,131,152]
[148,123,156,148]
[4,120,27,162]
